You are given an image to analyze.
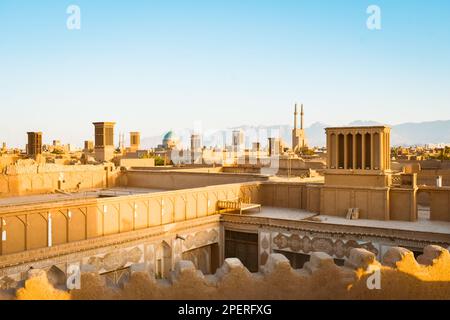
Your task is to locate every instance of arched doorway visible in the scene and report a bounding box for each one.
[155,241,172,279]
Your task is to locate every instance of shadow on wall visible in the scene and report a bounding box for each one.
[9,245,450,300]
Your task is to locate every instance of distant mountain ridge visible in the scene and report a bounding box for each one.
[141,120,450,149]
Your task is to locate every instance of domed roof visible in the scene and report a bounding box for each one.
[163,131,177,141]
[162,130,179,149]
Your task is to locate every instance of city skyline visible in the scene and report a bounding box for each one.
[3,110,450,150]
[1,0,450,147]
[0,0,450,303]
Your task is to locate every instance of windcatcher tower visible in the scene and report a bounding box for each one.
[27,132,42,159]
[93,122,116,162]
[325,126,392,186]
[129,132,141,152]
[321,125,417,221]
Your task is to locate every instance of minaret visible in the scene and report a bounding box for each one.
[294,103,298,129]
[300,104,304,130]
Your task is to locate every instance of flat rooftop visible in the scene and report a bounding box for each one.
[0,187,166,208]
[233,206,450,235]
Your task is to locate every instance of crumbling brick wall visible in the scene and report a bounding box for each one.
[9,245,450,300]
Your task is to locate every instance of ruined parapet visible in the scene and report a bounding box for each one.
[303,252,335,274]
[260,253,291,275]
[344,248,380,271]
[7,245,450,300]
[165,260,214,299]
[211,258,262,299]
[15,268,70,300]
[170,260,205,285]
[382,247,414,268]
[214,258,252,282]
[417,245,447,266]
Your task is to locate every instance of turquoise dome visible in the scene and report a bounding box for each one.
[163,131,177,141]
[162,131,179,148]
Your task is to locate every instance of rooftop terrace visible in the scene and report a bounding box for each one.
[228,206,450,236]
[0,187,166,209]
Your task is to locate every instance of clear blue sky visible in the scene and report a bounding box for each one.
[1,0,449,147]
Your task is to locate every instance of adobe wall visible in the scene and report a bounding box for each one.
[119,158,155,168]
[393,160,450,186]
[0,163,120,197]
[317,185,450,222]
[278,158,326,170]
[324,172,391,188]
[259,182,309,210]
[320,186,389,219]
[134,166,223,173]
[257,182,439,222]
[429,187,450,221]
[0,215,221,290]
[418,169,450,186]
[221,166,262,174]
[10,245,450,300]
[0,182,261,256]
[221,158,325,176]
[389,188,417,221]
[123,170,268,190]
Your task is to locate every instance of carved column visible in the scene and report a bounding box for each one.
[379,132,384,170]
[362,132,366,170]
[386,132,391,170]
[47,212,52,247]
[352,133,357,169]
[326,132,331,169]
[344,133,348,169]
[370,132,375,170]
[335,133,339,170]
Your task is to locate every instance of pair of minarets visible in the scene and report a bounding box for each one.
[294,103,304,130]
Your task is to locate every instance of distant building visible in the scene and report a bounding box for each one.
[93,122,116,162]
[268,137,282,156]
[162,131,179,149]
[191,134,202,164]
[252,142,261,152]
[129,132,141,152]
[84,140,94,152]
[27,132,42,158]
[232,130,245,152]
[292,103,307,153]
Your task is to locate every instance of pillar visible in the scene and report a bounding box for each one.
[384,132,391,170]
[352,133,357,170]
[379,132,384,170]
[370,132,374,170]
[344,133,348,169]
[386,132,390,170]
[362,132,366,170]
[327,132,331,169]
[48,213,52,247]
[335,134,339,170]
[387,132,390,169]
